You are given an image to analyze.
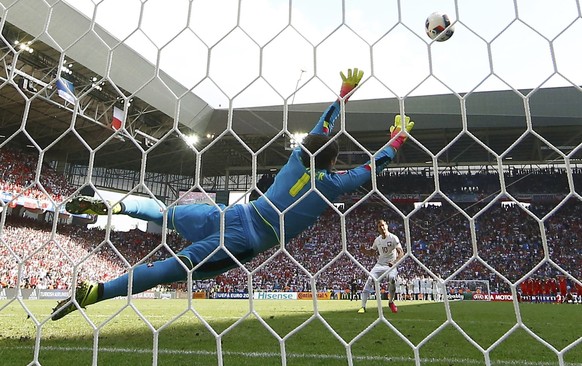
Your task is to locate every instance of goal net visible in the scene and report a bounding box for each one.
[0,1,580,365]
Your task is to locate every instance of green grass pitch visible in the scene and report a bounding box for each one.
[0,299,580,365]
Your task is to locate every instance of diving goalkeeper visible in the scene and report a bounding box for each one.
[51,68,415,320]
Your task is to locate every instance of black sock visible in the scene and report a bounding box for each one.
[97,283,104,301]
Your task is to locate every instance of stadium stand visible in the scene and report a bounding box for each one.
[1,150,580,303]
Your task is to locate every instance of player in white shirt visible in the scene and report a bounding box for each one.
[433,277,443,302]
[422,277,433,301]
[396,275,407,301]
[412,277,421,300]
[358,220,404,314]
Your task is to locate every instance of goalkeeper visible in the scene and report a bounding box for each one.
[51,68,415,321]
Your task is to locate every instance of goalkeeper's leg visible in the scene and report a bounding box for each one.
[100,257,188,300]
[51,257,187,321]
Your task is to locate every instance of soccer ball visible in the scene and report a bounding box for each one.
[425,12,454,42]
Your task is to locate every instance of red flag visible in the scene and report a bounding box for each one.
[112,106,124,130]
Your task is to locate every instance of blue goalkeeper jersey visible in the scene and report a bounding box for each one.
[116,99,399,279]
[251,100,397,251]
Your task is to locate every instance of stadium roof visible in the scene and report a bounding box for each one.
[1,2,581,178]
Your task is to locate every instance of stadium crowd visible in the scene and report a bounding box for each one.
[2,198,580,302]
[0,147,75,203]
[0,147,580,302]
[206,200,581,298]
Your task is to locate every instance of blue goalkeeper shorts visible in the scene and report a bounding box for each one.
[122,199,277,279]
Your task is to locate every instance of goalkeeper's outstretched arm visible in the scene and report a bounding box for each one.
[309,68,364,136]
[327,114,415,193]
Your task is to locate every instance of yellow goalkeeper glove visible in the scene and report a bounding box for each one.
[389,115,415,150]
[339,68,364,100]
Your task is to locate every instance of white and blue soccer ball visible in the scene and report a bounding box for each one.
[425,12,455,42]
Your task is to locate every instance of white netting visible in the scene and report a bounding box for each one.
[0,1,581,365]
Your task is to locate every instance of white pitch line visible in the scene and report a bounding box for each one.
[8,346,582,366]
